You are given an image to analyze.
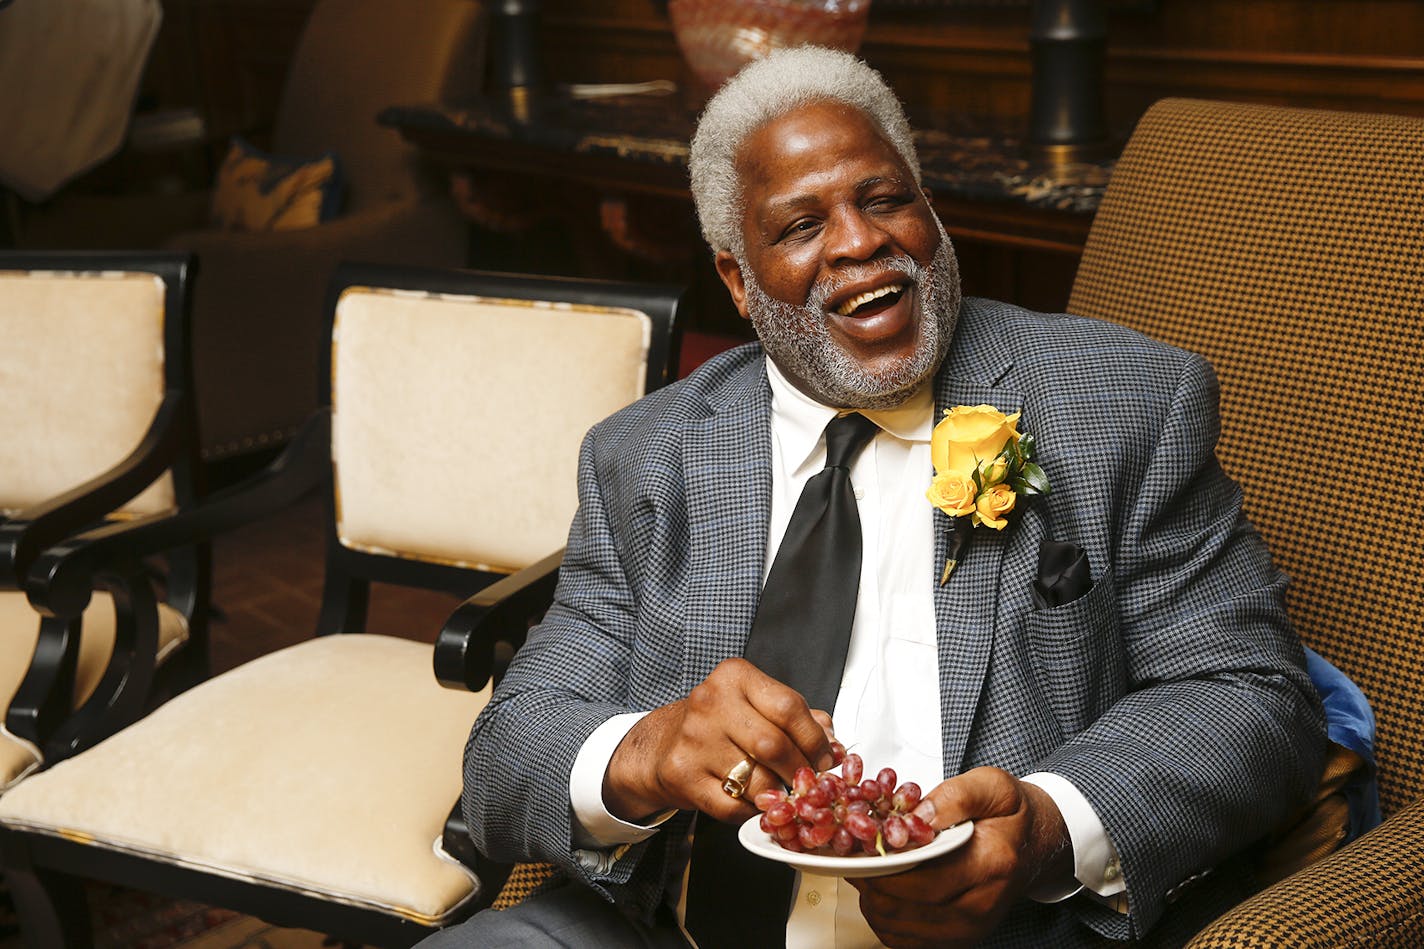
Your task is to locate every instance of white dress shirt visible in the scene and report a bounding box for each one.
[568,360,1124,946]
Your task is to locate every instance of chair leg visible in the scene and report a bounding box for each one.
[1,841,93,948]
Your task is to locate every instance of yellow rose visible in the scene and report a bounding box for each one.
[926,472,977,517]
[977,453,1010,487]
[973,483,1016,530]
[932,405,1022,477]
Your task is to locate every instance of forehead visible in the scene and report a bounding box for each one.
[734,101,910,206]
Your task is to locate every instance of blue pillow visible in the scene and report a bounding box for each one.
[1306,647,1382,840]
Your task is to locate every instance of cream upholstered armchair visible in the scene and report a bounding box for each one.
[0,251,206,789]
[0,263,684,946]
[1068,98,1423,945]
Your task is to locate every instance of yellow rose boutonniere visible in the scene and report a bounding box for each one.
[925,404,1050,582]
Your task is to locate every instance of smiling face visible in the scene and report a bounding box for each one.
[714,99,960,408]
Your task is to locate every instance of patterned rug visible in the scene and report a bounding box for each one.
[0,883,373,949]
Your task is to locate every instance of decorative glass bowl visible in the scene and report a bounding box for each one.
[668,0,873,92]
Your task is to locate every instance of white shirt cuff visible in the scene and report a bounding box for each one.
[569,711,675,850]
[1021,771,1126,904]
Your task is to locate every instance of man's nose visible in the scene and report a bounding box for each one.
[823,207,889,264]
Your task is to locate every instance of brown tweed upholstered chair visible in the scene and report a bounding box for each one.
[0,264,683,947]
[0,252,207,787]
[1070,98,1424,947]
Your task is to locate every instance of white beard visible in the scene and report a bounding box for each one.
[740,218,961,410]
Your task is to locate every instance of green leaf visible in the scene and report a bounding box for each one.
[1018,433,1036,460]
[1021,462,1051,495]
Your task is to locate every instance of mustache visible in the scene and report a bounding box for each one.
[806,255,925,312]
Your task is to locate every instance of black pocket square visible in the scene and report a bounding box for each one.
[1032,540,1091,609]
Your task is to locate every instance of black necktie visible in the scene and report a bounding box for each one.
[685,412,879,948]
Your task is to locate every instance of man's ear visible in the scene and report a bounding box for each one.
[921,185,935,207]
[714,250,751,321]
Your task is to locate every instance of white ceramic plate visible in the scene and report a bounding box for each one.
[737,815,974,879]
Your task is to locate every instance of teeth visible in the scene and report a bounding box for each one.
[835,284,904,317]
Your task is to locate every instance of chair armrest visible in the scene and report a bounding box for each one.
[433,549,562,692]
[8,561,160,759]
[1187,798,1424,947]
[26,409,331,620]
[0,392,185,587]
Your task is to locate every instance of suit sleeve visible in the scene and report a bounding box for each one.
[460,424,683,921]
[1038,352,1326,940]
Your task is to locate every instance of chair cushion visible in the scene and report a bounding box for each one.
[208,136,343,232]
[0,634,491,925]
[0,590,189,790]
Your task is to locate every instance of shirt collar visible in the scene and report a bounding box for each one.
[765,356,934,473]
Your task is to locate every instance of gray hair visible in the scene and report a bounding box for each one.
[688,46,921,255]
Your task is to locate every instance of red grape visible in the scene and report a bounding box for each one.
[754,789,787,811]
[751,756,940,858]
[904,812,936,846]
[892,782,921,812]
[845,812,879,842]
[883,815,909,850]
[766,801,795,827]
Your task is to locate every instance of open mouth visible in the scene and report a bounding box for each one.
[835,283,909,318]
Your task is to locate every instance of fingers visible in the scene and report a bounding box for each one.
[740,679,837,781]
[651,659,833,821]
[694,659,835,784]
[912,766,1022,831]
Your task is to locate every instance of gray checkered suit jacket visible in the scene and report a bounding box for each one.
[463,298,1326,947]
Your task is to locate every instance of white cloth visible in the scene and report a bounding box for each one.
[0,0,162,201]
[569,361,1123,945]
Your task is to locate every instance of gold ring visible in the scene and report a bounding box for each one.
[722,757,755,799]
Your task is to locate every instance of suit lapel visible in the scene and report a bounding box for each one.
[932,317,1023,774]
[681,356,773,690]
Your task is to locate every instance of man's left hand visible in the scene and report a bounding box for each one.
[848,767,1073,948]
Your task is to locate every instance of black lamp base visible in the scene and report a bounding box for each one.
[1028,0,1112,165]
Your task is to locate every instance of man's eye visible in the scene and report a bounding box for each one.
[780,219,821,241]
[867,194,911,211]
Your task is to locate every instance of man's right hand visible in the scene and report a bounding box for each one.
[603,657,836,824]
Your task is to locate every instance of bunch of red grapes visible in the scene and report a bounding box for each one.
[753,747,936,856]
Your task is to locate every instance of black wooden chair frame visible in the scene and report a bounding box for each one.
[1,262,683,947]
[0,250,208,764]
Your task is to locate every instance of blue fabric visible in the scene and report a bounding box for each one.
[1305,646,1382,840]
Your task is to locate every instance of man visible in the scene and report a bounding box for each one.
[424,47,1324,948]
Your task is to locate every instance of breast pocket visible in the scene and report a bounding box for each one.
[1024,566,1126,738]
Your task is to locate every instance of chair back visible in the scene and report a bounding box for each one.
[316,264,683,631]
[0,256,193,519]
[0,251,207,768]
[272,0,486,211]
[1069,99,1424,816]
